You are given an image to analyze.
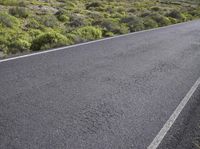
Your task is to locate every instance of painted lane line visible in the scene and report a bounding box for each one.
[148,77,200,149]
[0,20,197,63]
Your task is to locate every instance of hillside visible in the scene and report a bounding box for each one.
[0,0,200,57]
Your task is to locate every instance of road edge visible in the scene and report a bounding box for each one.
[148,77,200,149]
[0,19,199,63]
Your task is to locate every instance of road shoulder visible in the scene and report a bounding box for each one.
[158,87,200,149]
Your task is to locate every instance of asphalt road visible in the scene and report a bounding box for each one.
[1,20,200,149]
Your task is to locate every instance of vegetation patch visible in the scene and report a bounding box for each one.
[0,0,200,57]
[30,31,71,51]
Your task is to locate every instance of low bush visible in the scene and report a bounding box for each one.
[168,17,177,24]
[65,33,81,43]
[183,13,193,21]
[0,34,8,53]
[140,11,152,17]
[128,8,136,13]
[55,10,69,22]
[30,32,71,51]
[189,9,200,17]
[61,1,76,10]
[116,6,126,14]
[26,18,41,29]
[28,29,43,40]
[18,1,27,7]
[72,26,102,42]
[167,10,183,19]
[0,28,30,54]
[9,7,29,18]
[100,18,122,34]
[151,6,161,11]
[69,15,88,27]
[151,13,171,26]
[143,18,158,29]
[0,0,18,6]
[121,16,144,32]
[58,15,69,22]
[0,12,19,28]
[88,12,103,25]
[104,31,114,37]
[8,39,30,54]
[167,10,187,22]
[41,15,58,28]
[118,24,130,34]
[86,2,102,10]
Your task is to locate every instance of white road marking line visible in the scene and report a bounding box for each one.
[0,20,196,63]
[148,77,200,149]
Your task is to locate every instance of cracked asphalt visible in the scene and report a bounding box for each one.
[1,20,200,149]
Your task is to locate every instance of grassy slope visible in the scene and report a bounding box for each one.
[0,0,200,57]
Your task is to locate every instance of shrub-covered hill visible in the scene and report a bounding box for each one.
[0,0,200,57]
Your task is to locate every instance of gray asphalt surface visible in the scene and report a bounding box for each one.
[1,20,200,149]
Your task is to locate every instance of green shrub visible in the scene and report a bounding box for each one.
[59,1,76,10]
[104,31,114,37]
[128,8,136,13]
[28,29,43,39]
[140,11,151,17]
[116,6,126,14]
[41,15,58,28]
[189,9,200,17]
[88,12,103,25]
[121,16,144,32]
[118,24,130,34]
[106,6,115,14]
[0,27,31,54]
[69,15,88,27]
[167,10,187,22]
[0,12,19,28]
[18,1,27,7]
[168,17,177,24]
[55,10,69,22]
[100,18,120,34]
[110,12,125,19]
[65,33,81,43]
[8,39,31,54]
[72,26,102,42]
[151,14,171,26]
[183,13,193,21]
[167,10,182,19]
[26,18,41,29]
[151,6,161,11]
[58,15,69,22]
[143,18,158,29]
[0,34,9,53]
[9,7,29,18]
[0,0,18,6]
[86,2,102,10]
[30,32,71,51]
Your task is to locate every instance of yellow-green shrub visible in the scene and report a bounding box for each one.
[0,12,19,28]
[121,16,144,32]
[9,7,29,18]
[30,32,71,51]
[143,18,158,29]
[72,26,102,42]
[151,13,171,26]
[7,39,31,54]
